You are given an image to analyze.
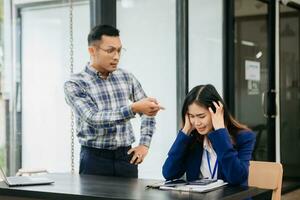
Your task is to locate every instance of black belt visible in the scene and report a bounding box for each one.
[81,145,131,159]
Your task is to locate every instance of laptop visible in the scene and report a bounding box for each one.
[0,167,54,187]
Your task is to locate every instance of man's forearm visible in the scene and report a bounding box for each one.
[139,116,156,147]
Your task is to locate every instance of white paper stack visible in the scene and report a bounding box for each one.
[159,179,228,193]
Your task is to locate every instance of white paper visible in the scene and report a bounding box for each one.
[248,81,260,95]
[245,60,260,81]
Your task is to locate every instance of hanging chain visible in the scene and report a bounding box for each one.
[69,0,75,174]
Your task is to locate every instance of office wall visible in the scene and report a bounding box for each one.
[189,0,223,94]
[117,0,176,179]
[21,2,89,172]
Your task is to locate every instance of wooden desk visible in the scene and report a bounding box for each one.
[0,173,271,200]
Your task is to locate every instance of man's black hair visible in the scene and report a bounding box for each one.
[88,24,120,45]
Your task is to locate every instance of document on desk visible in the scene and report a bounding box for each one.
[159,179,228,193]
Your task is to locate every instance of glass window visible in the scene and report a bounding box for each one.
[21,1,90,172]
[189,0,223,92]
[234,0,269,161]
[3,0,90,174]
[117,0,176,179]
[279,4,300,178]
[0,0,5,170]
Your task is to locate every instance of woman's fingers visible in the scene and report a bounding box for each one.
[185,114,189,122]
[212,101,219,109]
[185,114,192,126]
[218,101,223,108]
[208,107,214,114]
[210,101,225,129]
[212,101,224,113]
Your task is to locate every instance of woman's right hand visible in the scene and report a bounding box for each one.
[182,114,194,135]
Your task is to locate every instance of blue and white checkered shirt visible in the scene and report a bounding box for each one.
[64,64,156,150]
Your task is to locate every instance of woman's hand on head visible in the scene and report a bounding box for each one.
[209,101,225,130]
[182,114,194,135]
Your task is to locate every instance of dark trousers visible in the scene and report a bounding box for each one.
[79,146,138,178]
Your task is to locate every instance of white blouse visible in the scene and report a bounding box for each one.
[199,136,218,180]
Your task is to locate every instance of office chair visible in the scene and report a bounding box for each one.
[248,161,283,200]
[250,124,266,160]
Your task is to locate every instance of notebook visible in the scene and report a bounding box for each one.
[0,167,54,187]
[147,179,227,193]
[159,179,227,193]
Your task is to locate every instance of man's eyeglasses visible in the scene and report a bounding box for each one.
[96,46,126,57]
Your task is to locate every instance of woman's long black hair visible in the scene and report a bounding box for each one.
[181,84,249,144]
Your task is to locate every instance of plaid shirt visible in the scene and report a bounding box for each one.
[64,64,156,150]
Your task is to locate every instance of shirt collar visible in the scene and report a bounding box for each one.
[85,63,98,77]
[85,63,114,79]
[203,136,213,154]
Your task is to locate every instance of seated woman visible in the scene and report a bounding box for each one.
[162,84,255,186]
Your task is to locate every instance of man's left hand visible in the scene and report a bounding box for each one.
[127,145,149,165]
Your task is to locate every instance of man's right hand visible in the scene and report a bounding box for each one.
[131,97,161,116]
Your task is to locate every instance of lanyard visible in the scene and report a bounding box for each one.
[206,150,218,179]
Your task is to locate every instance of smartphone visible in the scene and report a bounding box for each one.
[187,179,217,186]
[164,179,186,187]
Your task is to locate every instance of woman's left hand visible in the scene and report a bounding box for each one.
[208,101,225,130]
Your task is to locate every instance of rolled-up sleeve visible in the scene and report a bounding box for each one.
[129,73,156,147]
[64,81,135,128]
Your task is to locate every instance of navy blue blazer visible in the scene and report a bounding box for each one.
[162,128,256,186]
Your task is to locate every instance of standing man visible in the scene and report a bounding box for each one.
[64,24,161,178]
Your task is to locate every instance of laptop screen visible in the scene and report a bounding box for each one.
[0,167,10,185]
[0,167,54,187]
